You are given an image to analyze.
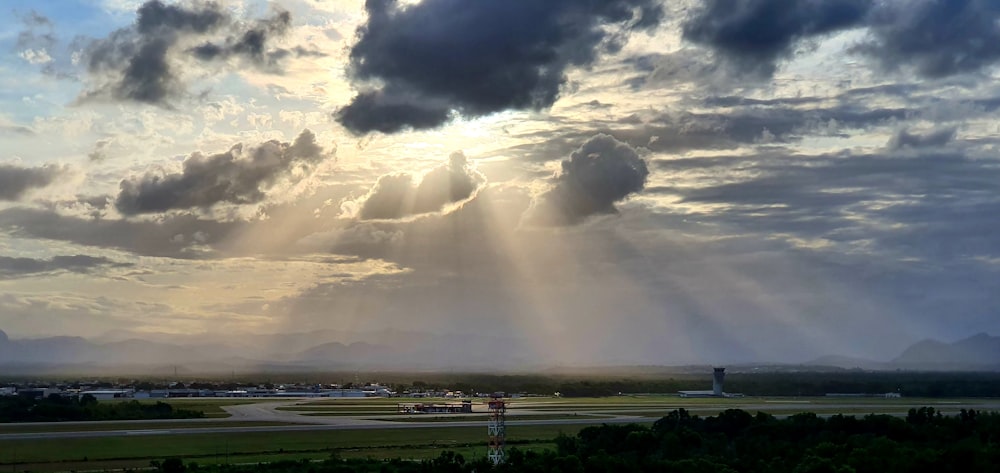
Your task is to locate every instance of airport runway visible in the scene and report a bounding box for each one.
[3,398,998,441]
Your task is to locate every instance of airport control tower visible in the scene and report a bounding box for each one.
[712,367,725,396]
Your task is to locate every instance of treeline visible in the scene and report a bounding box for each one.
[415,373,1000,398]
[8,371,1000,399]
[440,371,1000,397]
[156,407,1000,473]
[723,371,1000,397]
[0,394,203,422]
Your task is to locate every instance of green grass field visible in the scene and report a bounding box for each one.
[276,406,399,412]
[375,413,610,422]
[296,399,416,406]
[105,398,266,417]
[0,442,561,473]
[0,420,295,433]
[0,423,611,472]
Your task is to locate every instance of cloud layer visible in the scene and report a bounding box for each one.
[336,0,663,133]
[115,130,328,214]
[0,255,130,279]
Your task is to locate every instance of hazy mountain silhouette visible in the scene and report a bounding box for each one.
[892,333,1000,369]
[809,333,1000,371]
[3,329,997,373]
[0,328,545,372]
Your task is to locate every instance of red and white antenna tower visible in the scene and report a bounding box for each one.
[487,393,506,465]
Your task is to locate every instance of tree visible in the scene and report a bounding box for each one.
[161,457,186,473]
[80,393,98,407]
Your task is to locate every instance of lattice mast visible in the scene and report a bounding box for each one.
[487,394,506,465]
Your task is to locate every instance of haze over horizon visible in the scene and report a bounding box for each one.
[2,0,999,367]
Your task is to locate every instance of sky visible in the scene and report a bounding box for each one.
[0,0,999,366]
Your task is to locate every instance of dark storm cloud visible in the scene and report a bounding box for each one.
[336,91,452,135]
[525,134,649,226]
[0,164,66,201]
[81,0,226,104]
[858,0,1000,78]
[0,255,131,279]
[336,0,664,134]
[351,152,486,220]
[889,127,957,150]
[682,0,871,77]
[115,129,329,214]
[81,0,298,105]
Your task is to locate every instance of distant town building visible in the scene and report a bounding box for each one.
[80,390,133,400]
[14,388,61,399]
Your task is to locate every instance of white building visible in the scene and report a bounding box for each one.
[81,390,133,400]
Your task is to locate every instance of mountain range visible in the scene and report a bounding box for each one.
[0,328,548,374]
[0,329,997,374]
[808,333,1000,371]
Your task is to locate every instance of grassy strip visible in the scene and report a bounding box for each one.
[515,396,1000,406]
[376,414,610,423]
[297,400,416,406]
[7,441,558,472]
[105,399,267,416]
[0,421,296,434]
[515,405,710,411]
[275,406,396,412]
[0,423,611,465]
[338,442,556,461]
[599,408,949,418]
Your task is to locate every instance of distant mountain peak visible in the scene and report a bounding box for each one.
[892,332,999,369]
[809,333,999,371]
